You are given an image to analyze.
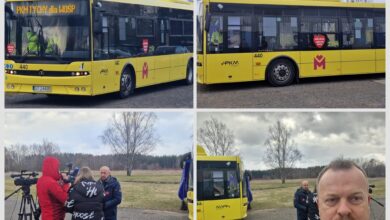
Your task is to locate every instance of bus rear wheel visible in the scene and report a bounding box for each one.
[267,59,295,86]
[184,60,193,85]
[119,68,134,99]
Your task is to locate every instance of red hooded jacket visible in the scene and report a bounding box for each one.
[37,157,70,220]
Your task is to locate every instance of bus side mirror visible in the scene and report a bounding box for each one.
[205,13,211,33]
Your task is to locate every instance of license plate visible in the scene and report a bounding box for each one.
[33,85,51,92]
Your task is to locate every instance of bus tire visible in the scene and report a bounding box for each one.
[184,60,193,85]
[267,59,295,86]
[119,68,134,99]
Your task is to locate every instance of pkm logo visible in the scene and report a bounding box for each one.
[142,62,148,79]
[314,55,326,70]
[221,61,239,66]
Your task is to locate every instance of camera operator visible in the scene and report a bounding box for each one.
[37,156,70,220]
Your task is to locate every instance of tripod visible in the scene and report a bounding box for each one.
[5,185,40,220]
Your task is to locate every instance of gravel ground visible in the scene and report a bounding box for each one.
[247,198,385,220]
[5,198,188,220]
[5,81,193,109]
[197,74,385,108]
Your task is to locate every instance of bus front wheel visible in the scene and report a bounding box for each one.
[267,59,295,86]
[184,60,193,85]
[119,68,134,98]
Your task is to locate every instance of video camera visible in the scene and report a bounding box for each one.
[61,163,79,184]
[11,170,39,187]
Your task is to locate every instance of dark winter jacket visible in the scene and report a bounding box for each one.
[308,192,320,220]
[99,176,122,220]
[66,178,105,220]
[37,157,70,220]
[294,187,309,220]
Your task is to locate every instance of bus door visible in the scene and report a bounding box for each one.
[154,19,171,83]
[206,15,252,83]
[299,16,341,77]
[340,16,376,75]
[92,16,122,94]
[168,18,192,81]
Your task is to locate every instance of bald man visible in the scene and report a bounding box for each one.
[294,180,310,220]
[99,166,122,220]
[317,159,370,220]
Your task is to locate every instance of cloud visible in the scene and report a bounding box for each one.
[198,112,385,170]
[5,112,193,156]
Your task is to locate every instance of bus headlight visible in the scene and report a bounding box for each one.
[71,71,89,76]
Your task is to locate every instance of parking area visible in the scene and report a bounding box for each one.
[197,74,385,108]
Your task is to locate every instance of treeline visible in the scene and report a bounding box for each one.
[249,158,385,180]
[5,143,185,172]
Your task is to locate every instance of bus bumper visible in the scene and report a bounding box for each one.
[5,74,93,96]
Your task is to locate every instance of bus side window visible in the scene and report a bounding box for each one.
[344,9,374,49]
[374,11,385,48]
[227,16,241,49]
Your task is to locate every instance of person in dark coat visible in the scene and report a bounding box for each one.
[37,156,70,220]
[308,186,320,220]
[99,166,122,220]
[65,167,105,220]
[294,180,310,220]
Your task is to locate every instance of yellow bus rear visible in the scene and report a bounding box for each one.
[195,146,248,220]
[197,0,385,86]
[5,0,193,97]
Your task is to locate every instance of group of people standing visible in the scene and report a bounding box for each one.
[294,180,320,220]
[36,156,122,220]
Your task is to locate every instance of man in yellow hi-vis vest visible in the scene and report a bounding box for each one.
[27,30,39,54]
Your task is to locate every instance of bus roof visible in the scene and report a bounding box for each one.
[207,0,384,9]
[103,0,193,10]
[197,145,241,162]
[5,0,193,11]
[198,155,241,162]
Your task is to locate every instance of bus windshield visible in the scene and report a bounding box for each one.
[5,0,90,63]
[198,161,240,200]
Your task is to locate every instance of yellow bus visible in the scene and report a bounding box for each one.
[197,0,385,86]
[189,146,248,220]
[5,0,193,98]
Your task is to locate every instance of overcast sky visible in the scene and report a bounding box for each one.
[4,112,193,156]
[198,112,385,170]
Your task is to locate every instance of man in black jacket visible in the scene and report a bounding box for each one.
[294,180,310,220]
[99,166,122,220]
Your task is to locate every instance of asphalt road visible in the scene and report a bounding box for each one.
[5,198,187,220]
[197,74,385,108]
[5,81,193,109]
[247,198,385,220]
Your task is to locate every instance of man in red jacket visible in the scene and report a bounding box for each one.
[37,156,70,220]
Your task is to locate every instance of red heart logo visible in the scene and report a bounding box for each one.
[316,55,323,60]
[313,34,326,49]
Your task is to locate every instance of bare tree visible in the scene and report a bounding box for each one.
[264,120,302,184]
[31,139,60,156]
[101,112,159,176]
[198,117,236,156]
